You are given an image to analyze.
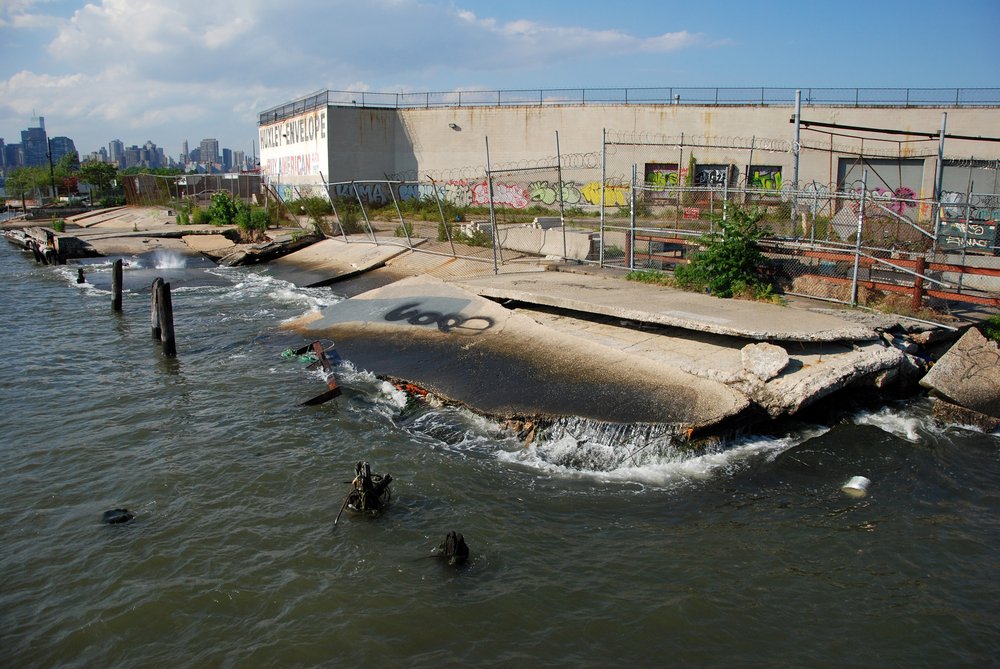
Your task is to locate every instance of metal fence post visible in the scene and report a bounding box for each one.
[556,131,568,261]
[429,176,456,257]
[386,178,412,247]
[485,137,499,275]
[629,164,637,270]
[351,181,377,243]
[599,128,606,267]
[851,169,868,306]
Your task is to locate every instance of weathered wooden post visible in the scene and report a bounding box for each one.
[111,258,123,312]
[156,281,176,357]
[151,277,163,339]
[911,255,926,312]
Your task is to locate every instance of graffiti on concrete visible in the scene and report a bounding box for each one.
[472,181,530,208]
[694,165,731,188]
[871,186,917,215]
[749,166,782,191]
[580,182,628,207]
[941,191,1000,222]
[384,302,494,333]
[273,178,627,209]
[530,181,581,205]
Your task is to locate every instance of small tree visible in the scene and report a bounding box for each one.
[674,203,775,299]
[79,161,118,201]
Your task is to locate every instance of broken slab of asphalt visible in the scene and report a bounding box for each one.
[262,237,421,287]
[452,269,880,342]
[288,274,751,434]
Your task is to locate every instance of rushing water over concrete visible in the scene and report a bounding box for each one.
[1,242,998,667]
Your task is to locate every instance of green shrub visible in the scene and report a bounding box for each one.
[983,315,1000,343]
[394,220,413,238]
[176,210,190,225]
[332,197,364,234]
[208,192,243,226]
[250,207,269,232]
[673,203,775,299]
[51,219,65,233]
[192,207,212,226]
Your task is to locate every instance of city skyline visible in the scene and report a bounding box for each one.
[0,114,252,173]
[2,0,998,159]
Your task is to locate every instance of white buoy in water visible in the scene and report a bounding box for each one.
[841,476,871,497]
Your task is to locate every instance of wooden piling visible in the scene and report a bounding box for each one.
[151,277,163,339]
[156,281,176,357]
[111,259,123,312]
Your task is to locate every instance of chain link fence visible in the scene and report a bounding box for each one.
[122,133,999,314]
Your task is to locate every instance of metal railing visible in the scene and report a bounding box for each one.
[259,87,1000,125]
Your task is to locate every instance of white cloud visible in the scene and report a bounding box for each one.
[0,0,718,154]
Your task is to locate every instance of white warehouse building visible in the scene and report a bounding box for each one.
[257,87,1000,220]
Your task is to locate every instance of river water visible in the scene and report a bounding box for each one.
[1,241,998,668]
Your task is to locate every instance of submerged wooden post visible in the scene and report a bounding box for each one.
[156,281,176,357]
[111,258,123,312]
[150,277,163,339]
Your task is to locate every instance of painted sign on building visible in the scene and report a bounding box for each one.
[259,108,329,182]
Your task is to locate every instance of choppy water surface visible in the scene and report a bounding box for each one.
[1,242,998,668]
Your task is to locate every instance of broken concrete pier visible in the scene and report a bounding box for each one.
[288,257,922,436]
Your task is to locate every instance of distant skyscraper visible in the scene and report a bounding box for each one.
[98,147,108,163]
[181,139,189,165]
[109,139,124,167]
[20,116,48,167]
[49,136,77,163]
[199,138,219,166]
[233,150,245,171]
[124,145,141,169]
[222,147,232,171]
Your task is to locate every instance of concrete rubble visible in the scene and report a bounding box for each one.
[920,327,1000,430]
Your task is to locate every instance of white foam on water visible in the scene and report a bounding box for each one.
[497,426,828,488]
[853,404,929,443]
[208,268,335,317]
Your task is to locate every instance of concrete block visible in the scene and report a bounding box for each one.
[920,327,1000,418]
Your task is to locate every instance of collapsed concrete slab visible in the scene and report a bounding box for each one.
[920,327,1000,420]
[288,275,751,432]
[511,307,908,419]
[266,237,418,287]
[454,270,880,342]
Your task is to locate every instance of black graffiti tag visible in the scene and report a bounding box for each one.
[384,302,493,333]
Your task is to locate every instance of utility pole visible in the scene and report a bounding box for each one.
[47,138,57,202]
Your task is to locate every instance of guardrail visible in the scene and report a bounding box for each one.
[259,87,1000,125]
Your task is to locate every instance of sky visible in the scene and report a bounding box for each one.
[1,0,998,161]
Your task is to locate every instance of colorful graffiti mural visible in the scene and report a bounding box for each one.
[749,166,783,191]
[871,186,917,216]
[271,178,629,209]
